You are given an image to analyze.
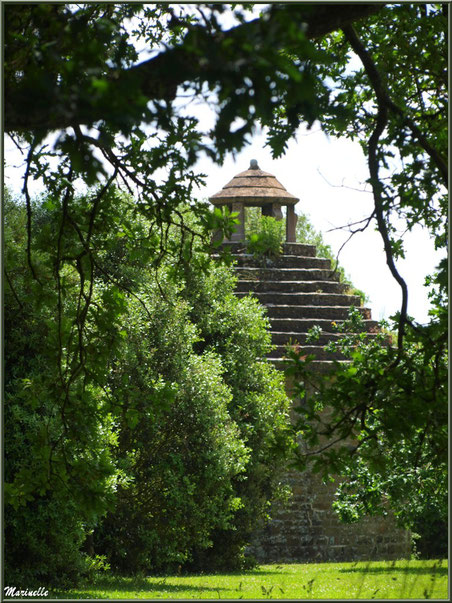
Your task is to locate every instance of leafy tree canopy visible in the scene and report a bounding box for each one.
[5,2,446,305]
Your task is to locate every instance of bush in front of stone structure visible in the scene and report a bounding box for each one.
[92,215,294,574]
[94,335,249,572]
[90,250,250,573]
[246,215,284,258]
[180,258,294,570]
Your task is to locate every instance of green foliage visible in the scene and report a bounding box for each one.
[4,191,122,586]
[5,4,333,158]
[93,278,250,573]
[5,494,88,588]
[4,1,334,204]
[93,245,293,574]
[285,305,448,550]
[246,214,284,258]
[176,256,295,570]
[5,187,293,581]
[96,350,249,573]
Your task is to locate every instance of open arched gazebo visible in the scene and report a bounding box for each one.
[209,159,299,242]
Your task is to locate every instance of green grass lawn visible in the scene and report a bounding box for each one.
[50,559,448,600]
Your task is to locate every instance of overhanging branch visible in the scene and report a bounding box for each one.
[342,24,410,351]
[5,4,384,134]
[343,24,447,187]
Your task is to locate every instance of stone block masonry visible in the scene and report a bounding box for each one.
[216,241,411,563]
[248,469,410,563]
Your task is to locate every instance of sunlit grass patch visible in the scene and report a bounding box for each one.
[49,558,448,600]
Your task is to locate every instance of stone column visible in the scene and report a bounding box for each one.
[272,203,283,221]
[230,202,245,241]
[262,203,283,220]
[286,204,297,242]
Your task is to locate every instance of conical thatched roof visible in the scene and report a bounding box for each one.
[209,159,299,206]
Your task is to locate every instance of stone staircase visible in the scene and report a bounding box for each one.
[208,164,411,563]
[220,241,377,370]
[213,241,411,564]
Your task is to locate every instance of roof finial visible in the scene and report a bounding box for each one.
[249,159,259,170]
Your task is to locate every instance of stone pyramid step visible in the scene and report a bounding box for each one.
[231,254,332,269]
[220,241,317,257]
[235,267,341,282]
[267,358,347,372]
[266,305,371,320]
[270,317,379,333]
[268,344,346,361]
[236,280,348,294]
[215,243,377,371]
[236,291,362,307]
[271,331,379,346]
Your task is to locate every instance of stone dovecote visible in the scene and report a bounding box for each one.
[210,162,411,563]
[209,159,299,242]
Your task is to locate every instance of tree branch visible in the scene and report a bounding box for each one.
[5,4,384,134]
[388,100,448,187]
[343,24,447,187]
[4,269,24,311]
[23,140,41,284]
[328,212,375,281]
[342,24,413,352]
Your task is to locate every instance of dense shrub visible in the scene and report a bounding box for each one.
[4,193,119,586]
[93,252,293,573]
[5,188,293,582]
[180,258,294,570]
[93,281,250,573]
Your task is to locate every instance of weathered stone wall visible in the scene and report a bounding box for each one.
[248,468,411,563]
[248,377,411,563]
[215,239,412,563]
